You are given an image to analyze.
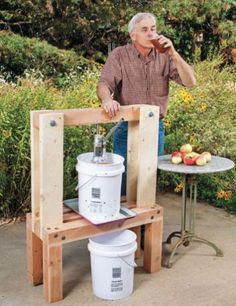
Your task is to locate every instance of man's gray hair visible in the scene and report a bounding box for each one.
[128,13,156,33]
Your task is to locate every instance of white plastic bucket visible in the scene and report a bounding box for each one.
[88,230,137,300]
[76,152,125,223]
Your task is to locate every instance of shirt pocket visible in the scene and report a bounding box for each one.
[152,74,169,97]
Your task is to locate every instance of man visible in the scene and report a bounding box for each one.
[97,12,196,195]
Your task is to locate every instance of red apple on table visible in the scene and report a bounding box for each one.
[195,155,207,166]
[171,151,182,164]
[201,152,211,162]
[191,152,200,162]
[183,153,196,165]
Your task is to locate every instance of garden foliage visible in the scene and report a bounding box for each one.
[0,55,235,218]
[0,0,235,62]
[0,30,97,85]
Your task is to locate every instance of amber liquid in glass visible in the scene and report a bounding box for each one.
[150,36,168,53]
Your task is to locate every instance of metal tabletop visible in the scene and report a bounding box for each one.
[158,155,235,174]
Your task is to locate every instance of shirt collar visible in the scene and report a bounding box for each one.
[130,43,156,61]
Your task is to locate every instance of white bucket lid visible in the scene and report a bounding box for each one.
[89,230,136,247]
[77,152,124,166]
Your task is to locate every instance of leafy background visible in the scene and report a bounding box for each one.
[0,0,235,218]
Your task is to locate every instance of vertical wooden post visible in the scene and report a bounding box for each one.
[127,121,139,203]
[31,112,40,230]
[137,106,159,206]
[43,231,63,303]
[39,113,64,237]
[143,218,163,273]
[26,213,43,285]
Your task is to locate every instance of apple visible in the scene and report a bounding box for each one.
[180,144,192,154]
[191,152,200,162]
[201,152,211,162]
[172,151,182,157]
[195,155,207,166]
[172,155,182,164]
[171,151,182,164]
[183,153,196,165]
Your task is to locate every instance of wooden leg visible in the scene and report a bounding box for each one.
[26,213,43,285]
[43,240,63,303]
[143,218,163,273]
[131,226,142,259]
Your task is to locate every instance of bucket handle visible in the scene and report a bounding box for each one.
[75,175,97,191]
[118,254,138,268]
[77,166,125,177]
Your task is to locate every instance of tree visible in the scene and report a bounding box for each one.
[0,0,235,61]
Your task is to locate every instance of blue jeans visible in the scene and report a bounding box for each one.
[113,120,164,196]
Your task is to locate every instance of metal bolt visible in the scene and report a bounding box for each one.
[151,216,154,220]
[54,234,58,238]
[61,236,66,240]
[50,120,57,127]
[149,112,154,117]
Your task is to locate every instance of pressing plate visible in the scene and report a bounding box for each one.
[63,198,136,225]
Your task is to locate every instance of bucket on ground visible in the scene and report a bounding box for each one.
[88,230,137,300]
[76,152,125,223]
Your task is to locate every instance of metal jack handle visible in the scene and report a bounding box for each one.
[103,118,124,143]
[93,118,124,162]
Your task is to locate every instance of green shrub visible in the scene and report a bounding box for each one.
[159,57,236,212]
[0,31,97,86]
[0,56,235,218]
[0,66,116,218]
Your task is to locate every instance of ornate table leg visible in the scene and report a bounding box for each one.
[165,174,223,268]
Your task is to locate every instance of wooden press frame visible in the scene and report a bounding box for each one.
[27,105,163,302]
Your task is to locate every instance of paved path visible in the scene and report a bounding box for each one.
[1,193,236,306]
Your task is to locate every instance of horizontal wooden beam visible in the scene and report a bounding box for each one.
[32,105,142,128]
[43,205,163,246]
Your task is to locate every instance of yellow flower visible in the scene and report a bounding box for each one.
[217,190,232,200]
[198,102,207,112]
[174,182,184,193]
[179,89,193,103]
[224,191,232,200]
[99,127,106,137]
[217,190,225,199]
[189,134,197,145]
[164,119,171,129]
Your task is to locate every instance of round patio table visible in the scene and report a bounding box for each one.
[158,155,235,268]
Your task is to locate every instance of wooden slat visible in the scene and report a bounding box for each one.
[127,121,139,203]
[143,218,163,273]
[43,235,63,303]
[26,213,43,285]
[45,205,163,245]
[137,106,159,207]
[63,212,82,223]
[33,105,141,128]
[39,113,64,237]
[31,112,40,229]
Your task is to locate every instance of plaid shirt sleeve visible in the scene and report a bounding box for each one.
[98,48,122,94]
[169,57,184,86]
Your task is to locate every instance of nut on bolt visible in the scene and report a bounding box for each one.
[50,120,57,127]
[149,112,154,117]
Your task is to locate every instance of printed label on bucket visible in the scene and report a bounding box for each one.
[91,187,101,199]
[111,267,123,292]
